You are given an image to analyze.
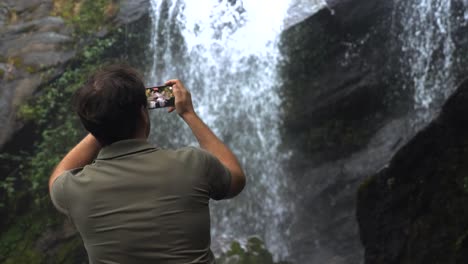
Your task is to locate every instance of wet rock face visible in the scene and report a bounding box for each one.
[117,0,151,24]
[357,79,468,264]
[279,0,468,262]
[279,0,408,163]
[0,0,150,149]
[279,0,405,262]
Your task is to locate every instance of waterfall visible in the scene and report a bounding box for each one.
[147,0,325,259]
[396,0,456,123]
[464,0,468,20]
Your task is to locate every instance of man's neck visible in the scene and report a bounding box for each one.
[133,129,149,141]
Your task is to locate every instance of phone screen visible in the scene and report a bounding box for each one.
[146,85,175,109]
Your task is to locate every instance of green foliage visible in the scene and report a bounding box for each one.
[7,56,22,68]
[0,32,124,261]
[15,36,119,196]
[0,211,56,263]
[25,65,38,73]
[54,236,86,264]
[0,2,155,260]
[52,0,119,35]
[1,34,118,224]
[217,237,291,264]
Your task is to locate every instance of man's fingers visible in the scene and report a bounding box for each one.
[165,79,179,86]
[172,85,183,96]
[168,107,176,113]
[165,79,188,92]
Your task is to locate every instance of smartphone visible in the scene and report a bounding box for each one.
[145,85,175,109]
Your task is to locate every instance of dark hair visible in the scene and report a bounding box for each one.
[73,64,147,146]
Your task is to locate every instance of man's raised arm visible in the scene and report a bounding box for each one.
[166,79,246,198]
[48,134,101,192]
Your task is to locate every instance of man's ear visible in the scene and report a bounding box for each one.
[140,106,151,137]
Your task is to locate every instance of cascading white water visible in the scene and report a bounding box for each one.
[463,0,468,20]
[397,0,455,122]
[147,0,325,259]
[284,0,327,28]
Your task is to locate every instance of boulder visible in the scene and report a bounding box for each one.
[357,78,468,264]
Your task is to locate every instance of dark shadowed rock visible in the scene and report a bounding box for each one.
[279,0,405,163]
[279,0,405,262]
[357,78,468,264]
[279,0,468,263]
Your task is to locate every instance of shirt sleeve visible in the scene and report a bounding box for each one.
[199,149,232,200]
[50,171,70,215]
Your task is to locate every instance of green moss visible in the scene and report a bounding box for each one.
[0,24,147,262]
[52,0,119,36]
[455,229,468,251]
[55,236,84,263]
[25,65,38,74]
[217,237,291,264]
[0,69,4,79]
[8,56,23,68]
[462,176,468,194]
[3,249,43,264]
[0,13,154,261]
[358,175,378,195]
[17,104,36,121]
[0,211,51,263]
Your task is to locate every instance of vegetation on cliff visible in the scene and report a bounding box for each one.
[0,1,150,261]
[0,31,120,264]
[51,0,119,35]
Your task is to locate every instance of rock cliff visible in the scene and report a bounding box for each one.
[0,0,150,149]
[279,0,401,262]
[279,0,468,262]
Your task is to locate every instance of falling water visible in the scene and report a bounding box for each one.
[284,0,327,28]
[397,0,456,123]
[147,0,325,259]
[464,0,468,20]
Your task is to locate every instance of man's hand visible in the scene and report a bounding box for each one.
[165,79,195,118]
[165,79,246,198]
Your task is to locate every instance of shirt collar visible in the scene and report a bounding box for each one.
[96,139,157,160]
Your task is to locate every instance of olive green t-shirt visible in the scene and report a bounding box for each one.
[50,139,231,264]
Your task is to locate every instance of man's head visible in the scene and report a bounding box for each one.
[73,64,150,146]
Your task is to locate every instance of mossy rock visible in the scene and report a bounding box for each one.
[25,65,39,74]
[217,237,291,264]
[7,56,23,68]
[357,175,378,195]
[52,0,119,35]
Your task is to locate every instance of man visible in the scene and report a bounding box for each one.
[48,65,246,263]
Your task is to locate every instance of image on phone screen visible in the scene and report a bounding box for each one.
[146,85,175,109]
